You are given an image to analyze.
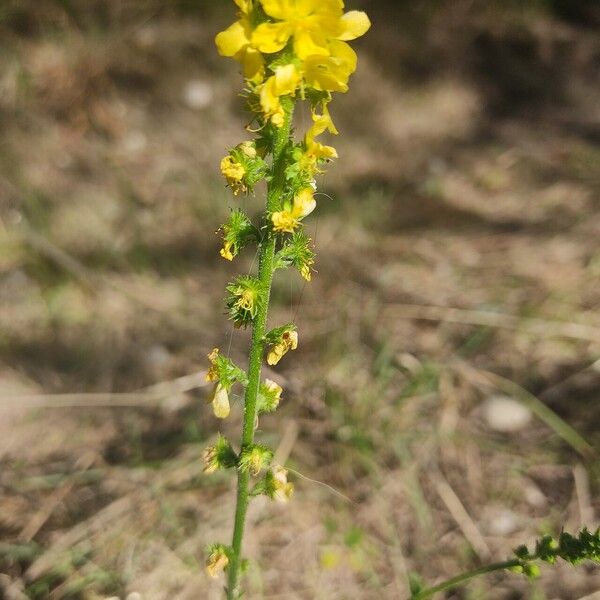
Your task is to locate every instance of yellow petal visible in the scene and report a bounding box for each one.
[287,330,298,350]
[215,21,250,57]
[267,348,281,366]
[260,76,280,115]
[300,263,312,281]
[271,210,298,233]
[271,108,285,127]
[338,11,371,41]
[241,47,265,83]
[252,22,292,54]
[330,39,357,73]
[293,188,316,218]
[321,103,339,135]
[212,384,230,419]
[206,552,229,578]
[294,30,330,60]
[303,55,349,93]
[234,0,253,14]
[315,143,338,159]
[273,64,300,96]
[220,242,234,261]
[260,0,293,20]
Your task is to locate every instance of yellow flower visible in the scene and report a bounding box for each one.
[271,209,299,233]
[271,187,316,232]
[259,63,301,126]
[300,262,312,281]
[252,1,370,66]
[211,383,230,419]
[253,0,343,58]
[338,10,371,42]
[220,240,235,261]
[220,155,247,195]
[267,330,298,365]
[215,1,265,83]
[206,547,229,578]
[271,465,294,503]
[235,289,257,313]
[242,446,273,476]
[301,104,339,172]
[303,39,357,93]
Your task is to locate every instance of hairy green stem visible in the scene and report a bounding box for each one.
[413,559,520,599]
[226,99,295,599]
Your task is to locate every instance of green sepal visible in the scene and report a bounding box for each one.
[226,275,265,328]
[257,379,283,413]
[210,350,248,389]
[264,323,297,345]
[203,434,239,473]
[408,572,425,597]
[238,444,274,476]
[230,142,268,192]
[220,209,260,260]
[275,231,316,280]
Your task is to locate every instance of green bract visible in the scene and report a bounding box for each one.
[226,275,265,328]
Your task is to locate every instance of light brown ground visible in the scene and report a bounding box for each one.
[0,2,599,599]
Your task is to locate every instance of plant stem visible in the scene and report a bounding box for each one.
[226,99,295,600]
[413,559,520,599]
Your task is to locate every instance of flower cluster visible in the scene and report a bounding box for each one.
[207,0,369,591]
[216,0,370,235]
[216,0,370,124]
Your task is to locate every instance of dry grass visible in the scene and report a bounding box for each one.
[0,1,599,599]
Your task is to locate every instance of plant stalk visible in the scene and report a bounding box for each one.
[226,99,295,599]
[413,559,520,599]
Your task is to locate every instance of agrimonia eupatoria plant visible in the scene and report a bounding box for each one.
[203,2,597,599]
[204,1,370,597]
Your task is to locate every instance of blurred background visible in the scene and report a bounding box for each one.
[0,1,599,598]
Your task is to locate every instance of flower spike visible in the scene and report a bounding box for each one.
[209,2,369,595]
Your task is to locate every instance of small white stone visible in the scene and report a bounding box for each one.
[126,593,143,600]
[135,26,158,49]
[396,352,422,374]
[483,395,532,432]
[524,483,547,508]
[182,80,213,110]
[145,344,171,369]
[487,508,518,536]
[121,131,147,155]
